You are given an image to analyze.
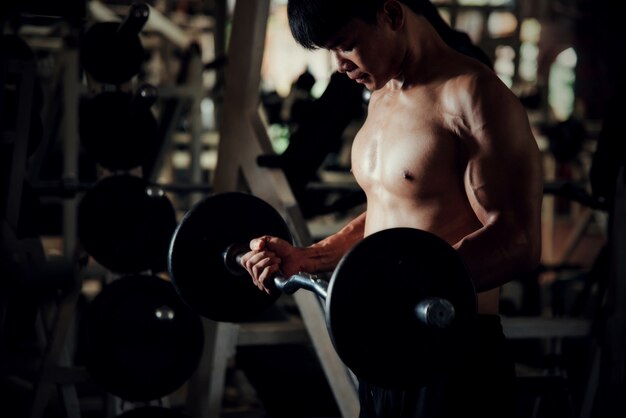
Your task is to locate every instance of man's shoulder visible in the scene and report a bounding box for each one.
[440,63,512,108]
[445,62,502,92]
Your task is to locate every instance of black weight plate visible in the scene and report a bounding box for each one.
[326,228,477,389]
[78,175,177,273]
[83,275,204,402]
[80,91,158,171]
[80,22,144,85]
[168,192,293,322]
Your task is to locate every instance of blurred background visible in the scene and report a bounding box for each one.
[1,1,625,418]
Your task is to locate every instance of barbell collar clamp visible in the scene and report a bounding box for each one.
[222,243,250,276]
[414,297,456,328]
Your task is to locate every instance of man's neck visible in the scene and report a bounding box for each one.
[394,14,454,88]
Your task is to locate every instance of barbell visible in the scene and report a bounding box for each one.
[167,192,478,389]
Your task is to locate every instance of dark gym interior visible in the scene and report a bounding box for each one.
[1,0,625,417]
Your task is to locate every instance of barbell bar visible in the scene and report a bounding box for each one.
[222,242,457,329]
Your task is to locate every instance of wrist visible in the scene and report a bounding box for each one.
[300,243,341,274]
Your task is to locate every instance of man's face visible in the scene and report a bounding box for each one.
[325,12,402,91]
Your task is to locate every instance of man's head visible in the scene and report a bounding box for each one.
[287,0,493,71]
[287,0,429,50]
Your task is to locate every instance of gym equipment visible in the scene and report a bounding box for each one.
[168,192,477,388]
[79,84,158,171]
[544,117,587,163]
[80,3,149,85]
[326,227,477,388]
[168,193,292,322]
[205,1,359,414]
[256,71,365,219]
[1,34,44,157]
[82,274,204,402]
[0,180,43,240]
[78,175,176,273]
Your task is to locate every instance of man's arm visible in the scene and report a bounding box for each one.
[453,73,543,292]
[241,212,366,292]
[302,211,367,272]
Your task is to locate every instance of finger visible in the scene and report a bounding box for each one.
[249,236,270,251]
[265,236,291,252]
[252,257,280,282]
[251,255,280,278]
[242,251,275,272]
[250,256,280,283]
[258,263,281,294]
[239,250,253,266]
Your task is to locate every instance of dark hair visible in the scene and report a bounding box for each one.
[287,0,492,68]
[287,0,383,49]
[287,0,452,49]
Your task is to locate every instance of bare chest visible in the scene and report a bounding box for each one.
[351,96,463,199]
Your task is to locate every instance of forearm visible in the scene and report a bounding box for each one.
[453,219,541,292]
[301,212,367,273]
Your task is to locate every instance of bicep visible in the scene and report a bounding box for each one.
[463,85,542,229]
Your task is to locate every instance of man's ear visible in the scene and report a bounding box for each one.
[382,0,404,30]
